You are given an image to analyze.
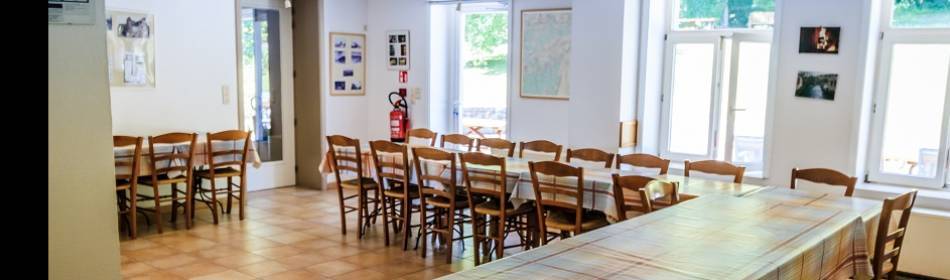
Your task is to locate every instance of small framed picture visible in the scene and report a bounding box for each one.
[387,30,410,70]
[799,26,840,54]
[795,71,837,101]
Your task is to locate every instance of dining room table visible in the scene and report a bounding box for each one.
[113,135,263,177]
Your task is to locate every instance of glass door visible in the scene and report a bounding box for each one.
[723,34,771,176]
[660,36,723,160]
[455,8,509,139]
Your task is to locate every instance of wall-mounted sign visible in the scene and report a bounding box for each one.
[48,0,95,25]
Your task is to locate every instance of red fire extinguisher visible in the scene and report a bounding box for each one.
[389,90,410,143]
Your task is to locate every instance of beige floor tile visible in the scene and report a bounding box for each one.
[187,269,255,280]
[234,260,291,278]
[305,260,362,277]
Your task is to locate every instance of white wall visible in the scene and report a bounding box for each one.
[107,0,238,136]
[49,0,122,278]
[321,0,371,141]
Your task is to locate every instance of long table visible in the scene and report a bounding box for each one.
[439,183,882,280]
[114,138,262,176]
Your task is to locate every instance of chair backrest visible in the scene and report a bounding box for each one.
[566,148,614,168]
[369,140,412,193]
[147,133,198,182]
[476,138,516,157]
[408,128,438,146]
[529,161,584,233]
[790,167,857,197]
[610,174,654,220]
[412,147,458,205]
[326,135,366,186]
[441,134,475,152]
[460,152,508,215]
[872,190,917,280]
[113,136,143,185]
[638,180,679,213]
[616,153,670,175]
[206,130,251,177]
[684,160,745,183]
[519,140,563,161]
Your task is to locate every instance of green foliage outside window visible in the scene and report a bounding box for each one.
[893,0,950,28]
[464,13,508,75]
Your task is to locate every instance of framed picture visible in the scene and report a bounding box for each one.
[799,26,840,54]
[795,71,838,101]
[329,32,365,96]
[520,8,572,100]
[106,10,156,88]
[387,30,410,70]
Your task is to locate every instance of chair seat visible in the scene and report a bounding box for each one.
[427,194,481,209]
[474,200,534,217]
[339,177,378,189]
[545,210,609,232]
[137,174,187,186]
[196,167,242,178]
[383,184,421,199]
[116,179,132,191]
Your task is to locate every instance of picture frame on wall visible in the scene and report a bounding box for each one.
[387,30,410,71]
[799,26,840,54]
[519,8,572,100]
[329,32,366,96]
[795,71,837,101]
[106,10,157,88]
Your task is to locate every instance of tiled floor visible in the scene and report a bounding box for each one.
[120,186,527,279]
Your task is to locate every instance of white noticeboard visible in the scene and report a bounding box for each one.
[48,0,95,25]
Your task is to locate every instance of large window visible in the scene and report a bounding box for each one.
[660,0,774,176]
[868,0,950,188]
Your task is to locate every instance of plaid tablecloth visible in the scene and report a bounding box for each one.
[440,192,880,280]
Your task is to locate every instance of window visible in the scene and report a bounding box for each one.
[673,0,775,30]
[868,0,950,188]
[241,8,282,162]
[660,0,774,177]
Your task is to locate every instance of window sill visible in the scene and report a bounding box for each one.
[854,182,950,217]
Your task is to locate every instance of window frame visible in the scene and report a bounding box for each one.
[659,0,776,176]
[866,0,950,189]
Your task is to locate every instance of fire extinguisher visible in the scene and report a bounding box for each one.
[389,90,410,143]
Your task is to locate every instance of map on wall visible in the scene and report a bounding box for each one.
[520,8,571,99]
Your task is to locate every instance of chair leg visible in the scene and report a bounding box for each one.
[402,198,412,251]
[419,199,428,258]
[473,214,482,265]
[153,185,163,234]
[445,206,455,264]
[239,175,247,220]
[496,215,505,260]
[185,181,193,229]
[130,187,137,239]
[170,183,179,224]
[381,195,391,246]
[210,178,219,225]
[337,184,347,235]
[226,177,233,214]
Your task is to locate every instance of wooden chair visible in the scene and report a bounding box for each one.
[460,152,535,265]
[137,133,197,233]
[519,140,562,161]
[871,190,918,280]
[610,174,654,221]
[684,160,745,183]
[566,148,614,168]
[114,136,143,239]
[441,134,475,151]
[194,130,251,224]
[615,153,671,175]
[413,147,474,264]
[638,180,679,213]
[476,138,516,157]
[326,135,380,238]
[529,161,608,245]
[790,167,857,197]
[370,140,419,250]
[408,128,438,146]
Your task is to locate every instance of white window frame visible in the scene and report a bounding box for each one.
[866,0,950,189]
[659,0,776,173]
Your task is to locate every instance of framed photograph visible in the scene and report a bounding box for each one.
[387,30,410,70]
[799,26,840,54]
[106,10,156,88]
[520,8,572,100]
[329,32,365,96]
[795,71,838,101]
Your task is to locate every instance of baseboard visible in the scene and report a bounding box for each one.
[897,271,946,280]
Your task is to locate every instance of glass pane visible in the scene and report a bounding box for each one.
[460,11,508,139]
[675,0,775,30]
[879,44,950,178]
[668,43,716,156]
[892,0,950,28]
[241,8,282,162]
[730,41,770,174]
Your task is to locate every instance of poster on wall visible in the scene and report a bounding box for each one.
[48,0,95,25]
[799,26,840,54]
[520,8,572,100]
[329,32,366,96]
[795,71,837,101]
[106,10,156,87]
[387,30,410,71]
